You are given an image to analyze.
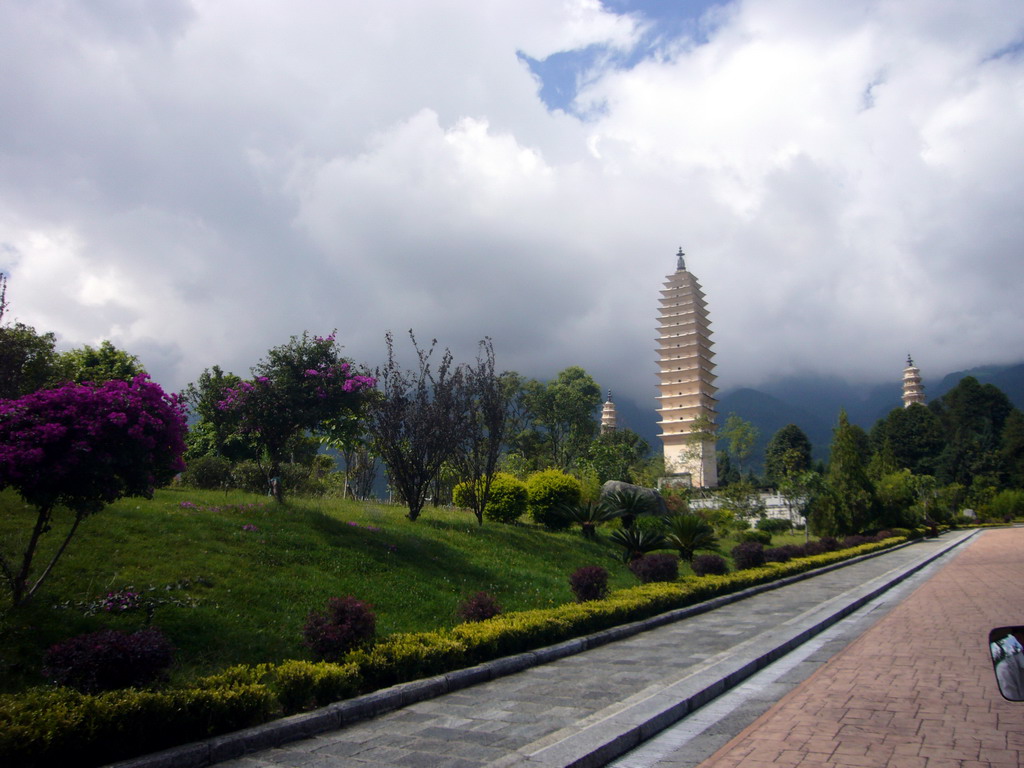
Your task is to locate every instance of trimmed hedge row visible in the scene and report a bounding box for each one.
[1,537,903,768]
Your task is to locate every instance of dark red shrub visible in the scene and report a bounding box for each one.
[765,544,805,563]
[801,541,827,556]
[628,553,679,584]
[731,541,766,570]
[842,535,871,549]
[818,536,841,551]
[691,554,729,576]
[302,596,376,661]
[569,566,610,602]
[456,591,502,623]
[42,627,174,693]
[875,530,895,540]
[763,547,792,563]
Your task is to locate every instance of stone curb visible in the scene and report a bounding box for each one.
[109,531,976,768]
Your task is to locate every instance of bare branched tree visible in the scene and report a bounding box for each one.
[367,331,469,521]
[453,338,509,525]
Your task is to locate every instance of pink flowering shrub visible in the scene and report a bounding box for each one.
[215,332,375,501]
[0,375,187,606]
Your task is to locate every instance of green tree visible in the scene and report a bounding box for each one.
[874,469,924,529]
[1000,409,1024,488]
[54,340,146,384]
[519,367,602,470]
[932,376,1013,486]
[778,469,825,535]
[579,428,650,484]
[182,365,258,462]
[764,424,812,485]
[869,403,944,477]
[720,413,759,477]
[0,274,61,398]
[714,478,764,523]
[0,321,59,399]
[813,410,876,536]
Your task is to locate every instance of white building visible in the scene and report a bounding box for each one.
[657,249,718,487]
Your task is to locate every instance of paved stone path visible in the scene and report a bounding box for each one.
[174,533,973,768]
[692,527,1024,768]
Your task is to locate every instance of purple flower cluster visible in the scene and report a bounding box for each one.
[241,523,260,532]
[101,589,142,612]
[0,375,187,514]
[178,500,269,514]
[346,520,382,532]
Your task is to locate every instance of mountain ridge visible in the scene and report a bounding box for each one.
[617,361,1024,472]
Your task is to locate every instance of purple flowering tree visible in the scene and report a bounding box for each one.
[0,375,187,607]
[217,332,375,501]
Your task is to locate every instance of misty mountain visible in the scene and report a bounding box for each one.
[612,361,1024,473]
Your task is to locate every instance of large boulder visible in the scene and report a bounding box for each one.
[600,480,669,516]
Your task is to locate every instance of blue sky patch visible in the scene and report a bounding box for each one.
[520,0,728,114]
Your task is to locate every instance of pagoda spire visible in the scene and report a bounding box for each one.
[676,247,686,272]
[902,355,925,408]
[601,390,617,434]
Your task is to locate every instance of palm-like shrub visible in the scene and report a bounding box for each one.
[663,512,719,562]
[601,488,658,530]
[609,526,667,562]
[556,500,621,539]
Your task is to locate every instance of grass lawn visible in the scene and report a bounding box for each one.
[0,486,806,693]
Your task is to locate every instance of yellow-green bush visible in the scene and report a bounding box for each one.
[0,680,275,768]
[452,473,528,523]
[346,631,468,689]
[526,469,581,530]
[270,660,361,715]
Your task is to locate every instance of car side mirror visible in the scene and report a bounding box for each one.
[990,627,1024,701]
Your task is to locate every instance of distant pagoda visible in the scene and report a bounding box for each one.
[656,248,718,487]
[600,391,617,434]
[902,355,925,408]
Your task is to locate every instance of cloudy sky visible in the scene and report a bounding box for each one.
[2,0,1023,414]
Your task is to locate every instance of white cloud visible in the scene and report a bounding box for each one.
[0,0,1022,423]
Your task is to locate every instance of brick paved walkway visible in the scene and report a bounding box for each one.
[696,527,1024,768]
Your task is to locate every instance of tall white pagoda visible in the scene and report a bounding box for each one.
[600,391,617,434]
[657,248,718,487]
[902,355,925,408]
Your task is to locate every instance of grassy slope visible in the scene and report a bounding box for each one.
[0,487,806,693]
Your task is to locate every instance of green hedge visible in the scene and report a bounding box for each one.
[1,537,903,767]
